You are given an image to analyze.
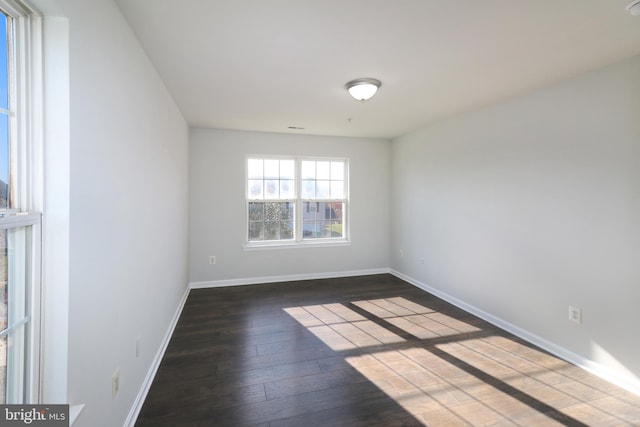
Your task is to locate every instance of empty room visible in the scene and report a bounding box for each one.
[8,0,640,426]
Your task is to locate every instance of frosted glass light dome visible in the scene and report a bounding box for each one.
[345,78,381,101]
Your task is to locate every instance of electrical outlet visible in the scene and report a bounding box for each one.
[420,258,425,265]
[209,255,217,265]
[569,306,582,324]
[112,368,120,399]
[399,249,404,258]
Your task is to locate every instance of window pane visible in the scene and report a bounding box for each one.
[329,221,343,238]
[249,202,295,242]
[0,226,31,404]
[302,203,343,240]
[280,202,294,220]
[0,14,7,209]
[318,202,332,220]
[248,202,264,221]
[281,221,294,239]
[264,159,279,179]
[303,221,319,238]
[322,202,342,220]
[248,222,264,241]
[264,202,280,221]
[0,16,8,111]
[302,220,337,239]
[247,159,263,179]
[280,160,294,179]
[264,222,280,240]
[301,161,315,179]
[0,334,5,403]
[247,180,263,199]
[331,161,344,180]
[249,158,297,201]
[331,181,344,199]
[303,201,317,219]
[301,180,315,199]
[264,179,279,199]
[316,180,330,199]
[298,159,346,201]
[0,229,5,335]
[316,161,330,180]
[320,221,333,238]
[0,114,7,210]
[307,201,316,214]
[7,227,28,326]
[6,324,26,403]
[280,179,294,199]
[329,202,343,220]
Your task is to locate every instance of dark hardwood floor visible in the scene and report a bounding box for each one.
[135,274,640,426]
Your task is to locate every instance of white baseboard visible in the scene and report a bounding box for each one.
[189,268,390,289]
[390,269,640,397]
[124,286,191,427]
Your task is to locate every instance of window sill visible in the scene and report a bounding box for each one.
[243,239,351,251]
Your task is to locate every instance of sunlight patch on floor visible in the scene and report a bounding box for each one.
[284,302,407,351]
[284,298,640,425]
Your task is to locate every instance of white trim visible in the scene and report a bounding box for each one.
[242,239,351,251]
[390,269,640,397]
[39,14,70,404]
[190,268,390,289]
[124,286,191,427]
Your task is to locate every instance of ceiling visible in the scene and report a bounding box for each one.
[115,0,640,139]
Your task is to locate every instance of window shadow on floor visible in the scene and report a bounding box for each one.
[284,295,638,425]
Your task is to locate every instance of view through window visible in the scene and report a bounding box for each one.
[0,7,9,208]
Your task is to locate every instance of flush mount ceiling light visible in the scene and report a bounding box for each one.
[627,0,640,16]
[345,78,382,101]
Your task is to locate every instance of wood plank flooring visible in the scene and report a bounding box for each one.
[135,274,640,426]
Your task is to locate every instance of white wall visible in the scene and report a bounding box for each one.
[32,1,639,424]
[391,54,640,392]
[189,128,390,284]
[43,1,190,426]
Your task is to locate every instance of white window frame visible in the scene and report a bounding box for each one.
[0,0,43,404]
[244,156,350,250]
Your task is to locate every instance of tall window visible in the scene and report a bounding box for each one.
[0,0,41,404]
[247,157,348,245]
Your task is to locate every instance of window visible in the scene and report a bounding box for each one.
[246,157,348,246]
[0,0,42,404]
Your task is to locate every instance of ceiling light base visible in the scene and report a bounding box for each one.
[626,0,640,16]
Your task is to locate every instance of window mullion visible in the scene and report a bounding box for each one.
[295,157,301,243]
